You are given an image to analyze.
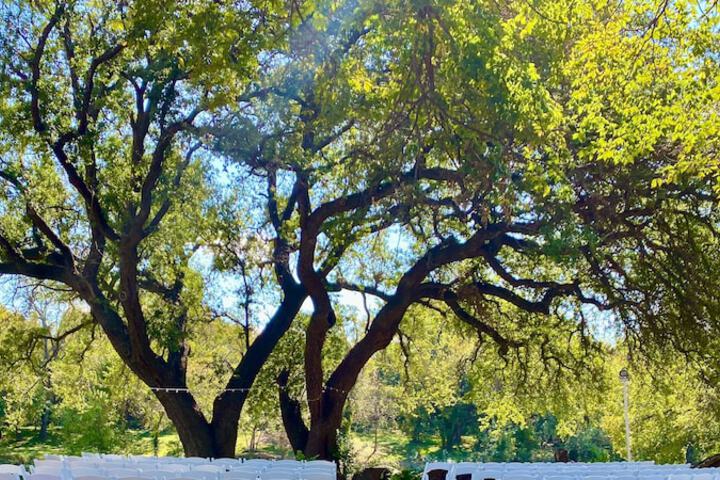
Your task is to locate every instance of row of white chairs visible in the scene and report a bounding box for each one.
[437,475,720,480]
[90,457,331,467]
[32,457,334,473]
[423,462,720,480]
[422,463,713,480]
[26,468,334,480]
[441,473,709,478]
[36,459,333,470]
[1,471,333,480]
[457,473,703,477]
[0,457,335,480]
[426,464,658,470]
[14,474,330,480]
[39,457,331,466]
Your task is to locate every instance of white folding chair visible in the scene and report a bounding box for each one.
[176,472,213,480]
[544,476,577,480]
[71,467,106,475]
[423,464,452,480]
[447,466,480,480]
[691,475,715,480]
[504,475,536,480]
[175,477,202,480]
[265,467,299,473]
[107,469,141,478]
[260,470,298,480]
[35,462,65,470]
[159,467,190,474]
[31,467,66,477]
[477,471,504,480]
[242,463,270,470]
[0,473,20,480]
[27,475,63,480]
[68,460,99,468]
[0,467,24,476]
[583,476,613,480]
[156,471,184,479]
[75,476,107,480]
[193,467,224,474]
[136,473,162,480]
[300,468,333,476]
[303,463,333,470]
[272,463,301,470]
[218,468,260,480]
[264,470,300,476]
[299,471,334,480]
[615,476,637,480]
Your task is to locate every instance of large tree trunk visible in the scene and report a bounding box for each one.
[277,370,309,454]
[79,271,306,458]
[39,405,51,441]
[207,285,307,457]
[154,390,249,457]
[296,390,347,461]
[305,419,340,460]
[154,391,219,457]
[39,312,54,441]
[291,293,416,461]
[277,381,342,461]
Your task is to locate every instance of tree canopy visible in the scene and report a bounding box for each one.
[0,0,719,461]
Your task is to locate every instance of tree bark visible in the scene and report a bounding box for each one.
[302,389,347,460]
[209,285,306,457]
[154,390,219,457]
[277,370,309,454]
[39,315,53,441]
[72,266,306,458]
[304,420,340,460]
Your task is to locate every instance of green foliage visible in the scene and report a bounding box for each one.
[0,0,719,464]
[56,398,128,455]
[3,304,720,468]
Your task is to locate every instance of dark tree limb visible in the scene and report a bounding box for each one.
[443,292,521,356]
[277,369,309,453]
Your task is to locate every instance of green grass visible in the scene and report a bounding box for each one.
[0,427,298,464]
[0,426,436,468]
[0,427,65,464]
[349,429,444,471]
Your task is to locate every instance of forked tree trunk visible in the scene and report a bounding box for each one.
[155,391,219,457]
[85,278,306,458]
[304,418,340,460]
[277,370,309,454]
[278,387,345,460]
[155,391,251,457]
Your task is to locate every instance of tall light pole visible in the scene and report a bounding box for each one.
[619,368,632,461]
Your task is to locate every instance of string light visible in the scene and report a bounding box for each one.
[150,387,252,393]
[149,385,351,396]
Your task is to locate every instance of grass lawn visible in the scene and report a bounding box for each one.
[1,426,432,470]
[0,428,296,464]
[350,429,442,471]
[0,428,66,464]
